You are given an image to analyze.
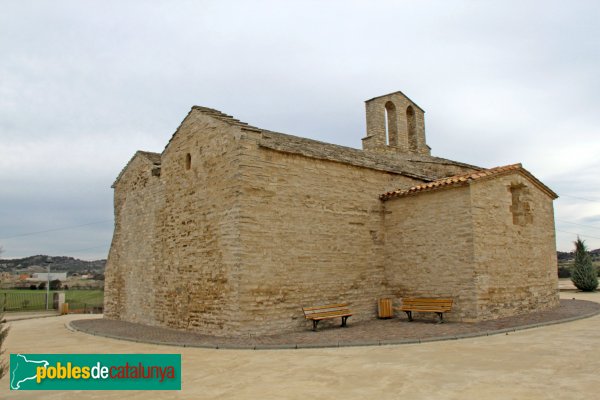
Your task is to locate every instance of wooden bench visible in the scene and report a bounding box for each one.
[302,303,352,331]
[397,298,453,323]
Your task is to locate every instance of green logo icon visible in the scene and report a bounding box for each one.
[10,353,181,390]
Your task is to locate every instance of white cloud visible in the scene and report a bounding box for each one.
[1,0,599,257]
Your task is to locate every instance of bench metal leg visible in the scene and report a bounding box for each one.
[436,312,444,324]
[404,311,413,322]
[341,316,349,327]
[312,320,319,331]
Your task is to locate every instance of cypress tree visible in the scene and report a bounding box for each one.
[571,237,598,292]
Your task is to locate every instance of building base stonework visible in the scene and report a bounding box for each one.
[104,92,559,337]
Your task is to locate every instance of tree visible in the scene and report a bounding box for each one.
[93,273,105,281]
[571,237,598,292]
[49,279,62,291]
[37,281,46,290]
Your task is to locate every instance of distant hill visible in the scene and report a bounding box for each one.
[0,255,105,275]
[0,249,597,273]
[557,248,600,262]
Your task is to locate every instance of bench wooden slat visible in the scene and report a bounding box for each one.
[302,302,352,331]
[305,311,352,320]
[396,298,453,323]
[402,298,453,303]
[303,309,351,316]
[304,308,351,315]
[302,303,349,312]
[399,304,453,309]
[399,304,452,309]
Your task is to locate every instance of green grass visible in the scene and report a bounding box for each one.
[0,289,103,312]
[64,290,104,305]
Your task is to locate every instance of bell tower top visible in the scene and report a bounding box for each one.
[362,91,430,156]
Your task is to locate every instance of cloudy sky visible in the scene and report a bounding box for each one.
[1,1,599,260]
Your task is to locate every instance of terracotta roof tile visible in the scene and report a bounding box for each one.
[380,163,558,200]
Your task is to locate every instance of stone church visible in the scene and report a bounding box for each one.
[105,91,559,336]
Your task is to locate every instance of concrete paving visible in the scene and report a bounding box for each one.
[4,310,60,322]
[558,279,578,290]
[1,292,599,399]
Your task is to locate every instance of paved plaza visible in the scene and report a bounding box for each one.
[1,292,599,399]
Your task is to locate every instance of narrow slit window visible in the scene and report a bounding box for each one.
[406,105,417,151]
[384,108,389,145]
[185,153,191,170]
[384,101,397,146]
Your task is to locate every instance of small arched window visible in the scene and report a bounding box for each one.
[384,101,397,146]
[406,105,417,151]
[185,153,191,170]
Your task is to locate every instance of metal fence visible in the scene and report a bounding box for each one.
[0,291,104,314]
[0,292,48,312]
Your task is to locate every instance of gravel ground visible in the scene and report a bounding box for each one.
[70,299,600,349]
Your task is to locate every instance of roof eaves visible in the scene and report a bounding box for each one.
[259,142,433,181]
[406,156,482,170]
[380,163,558,201]
[259,130,435,181]
[379,163,517,200]
[514,167,559,199]
[458,165,558,200]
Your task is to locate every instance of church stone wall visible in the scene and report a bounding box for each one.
[382,172,559,322]
[232,139,421,335]
[105,112,250,336]
[470,173,559,319]
[104,155,163,324]
[382,186,479,321]
[150,113,244,335]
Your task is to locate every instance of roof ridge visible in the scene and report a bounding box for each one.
[260,130,480,173]
[191,106,261,132]
[112,150,161,188]
[136,151,161,164]
[259,130,457,180]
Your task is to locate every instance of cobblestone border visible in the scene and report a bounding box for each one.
[66,307,600,350]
